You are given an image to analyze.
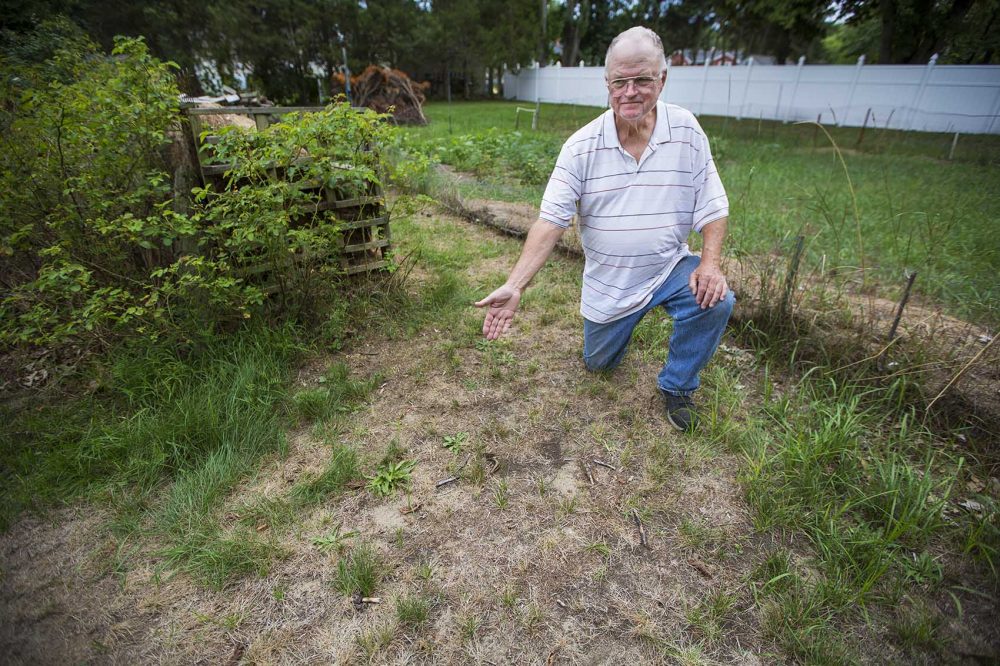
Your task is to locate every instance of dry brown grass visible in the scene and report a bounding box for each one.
[0,206,768,664]
[3,199,996,664]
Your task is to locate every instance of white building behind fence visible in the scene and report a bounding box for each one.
[502,57,1000,135]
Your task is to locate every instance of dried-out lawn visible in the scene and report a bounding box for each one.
[2,202,997,664]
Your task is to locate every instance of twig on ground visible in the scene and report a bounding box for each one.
[435,477,459,488]
[631,509,648,548]
[592,459,618,472]
[361,597,381,604]
[581,460,595,485]
[399,502,422,514]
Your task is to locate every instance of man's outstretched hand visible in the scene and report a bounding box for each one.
[474,285,522,340]
[688,262,728,309]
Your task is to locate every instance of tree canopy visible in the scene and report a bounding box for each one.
[3,0,997,103]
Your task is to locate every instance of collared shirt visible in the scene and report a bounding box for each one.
[539,101,728,323]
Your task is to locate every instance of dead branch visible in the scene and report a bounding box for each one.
[332,66,429,125]
[592,459,618,472]
[631,509,648,548]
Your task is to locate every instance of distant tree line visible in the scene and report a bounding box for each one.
[3,0,997,104]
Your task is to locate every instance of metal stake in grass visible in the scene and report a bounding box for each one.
[886,270,917,344]
[948,131,960,160]
[856,108,871,147]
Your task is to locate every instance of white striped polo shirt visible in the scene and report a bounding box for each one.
[539,100,729,323]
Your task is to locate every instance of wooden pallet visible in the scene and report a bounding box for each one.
[183,106,391,283]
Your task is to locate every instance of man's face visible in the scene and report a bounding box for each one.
[606,42,665,124]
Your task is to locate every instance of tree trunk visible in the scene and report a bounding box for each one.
[773,30,791,65]
[539,0,548,65]
[879,0,896,63]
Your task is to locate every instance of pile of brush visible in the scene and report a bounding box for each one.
[332,66,430,125]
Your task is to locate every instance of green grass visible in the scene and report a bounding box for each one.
[335,542,383,596]
[289,363,381,423]
[0,328,297,529]
[396,594,432,628]
[705,364,997,661]
[291,445,361,505]
[400,100,1000,325]
[0,322,386,587]
[685,588,738,644]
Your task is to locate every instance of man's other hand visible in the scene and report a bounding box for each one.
[474,285,522,340]
[688,262,728,309]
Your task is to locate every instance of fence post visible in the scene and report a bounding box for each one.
[908,53,938,131]
[698,49,713,115]
[785,55,806,123]
[886,271,917,344]
[737,56,754,120]
[839,54,865,128]
[986,85,1000,134]
[533,61,540,106]
[780,236,806,317]
[857,108,871,146]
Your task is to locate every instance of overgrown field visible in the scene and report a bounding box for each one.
[401,100,1000,327]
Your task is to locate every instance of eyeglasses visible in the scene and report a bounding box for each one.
[608,76,659,92]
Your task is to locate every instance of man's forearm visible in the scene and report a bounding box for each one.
[699,216,728,268]
[505,219,566,291]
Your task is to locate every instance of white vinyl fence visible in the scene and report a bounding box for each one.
[502,58,1000,134]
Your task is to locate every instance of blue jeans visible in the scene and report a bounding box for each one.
[582,256,735,396]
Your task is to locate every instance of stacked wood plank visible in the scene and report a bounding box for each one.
[182,106,391,290]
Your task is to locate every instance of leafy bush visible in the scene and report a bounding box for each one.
[0,36,199,345]
[0,31,395,349]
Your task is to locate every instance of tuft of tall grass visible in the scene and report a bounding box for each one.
[289,363,382,423]
[0,322,385,586]
[335,542,383,597]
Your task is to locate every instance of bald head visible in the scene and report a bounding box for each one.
[605,27,667,77]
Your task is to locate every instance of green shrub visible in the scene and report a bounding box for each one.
[0,29,396,349]
[403,128,563,186]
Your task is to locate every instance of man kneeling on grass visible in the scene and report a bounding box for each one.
[475,26,734,433]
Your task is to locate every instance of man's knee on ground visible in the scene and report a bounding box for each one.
[582,351,621,373]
